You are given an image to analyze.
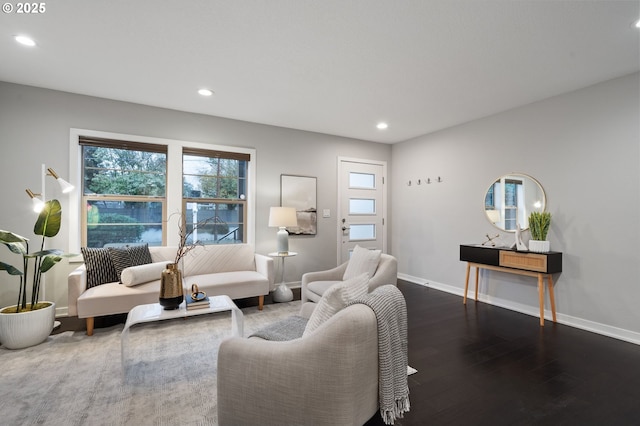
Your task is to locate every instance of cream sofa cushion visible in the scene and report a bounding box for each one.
[303,272,370,336]
[343,245,381,280]
[183,244,256,276]
[121,261,168,287]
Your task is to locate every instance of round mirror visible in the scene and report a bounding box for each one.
[484,173,546,232]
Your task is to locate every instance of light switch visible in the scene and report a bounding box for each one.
[322,209,331,218]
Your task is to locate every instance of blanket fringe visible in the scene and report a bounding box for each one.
[381,396,411,425]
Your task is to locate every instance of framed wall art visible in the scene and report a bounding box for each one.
[281,174,317,235]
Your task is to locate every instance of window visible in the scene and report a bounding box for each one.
[182,148,249,244]
[80,137,167,247]
[71,129,256,253]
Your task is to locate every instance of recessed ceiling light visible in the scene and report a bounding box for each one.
[635,19,640,28]
[14,35,36,47]
[198,89,213,96]
[376,122,388,130]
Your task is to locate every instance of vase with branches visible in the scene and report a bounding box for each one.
[159,213,215,310]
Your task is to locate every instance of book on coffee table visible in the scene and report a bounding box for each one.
[185,293,210,310]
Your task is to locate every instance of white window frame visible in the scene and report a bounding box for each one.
[68,128,256,261]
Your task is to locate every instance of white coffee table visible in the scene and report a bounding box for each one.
[120,295,243,368]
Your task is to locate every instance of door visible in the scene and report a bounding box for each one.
[338,158,386,263]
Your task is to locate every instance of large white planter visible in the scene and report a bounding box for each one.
[528,240,550,253]
[0,302,55,350]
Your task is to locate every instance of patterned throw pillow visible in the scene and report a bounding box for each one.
[108,244,153,283]
[343,245,381,280]
[303,272,370,336]
[80,247,119,288]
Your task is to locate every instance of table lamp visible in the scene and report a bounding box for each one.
[268,207,297,254]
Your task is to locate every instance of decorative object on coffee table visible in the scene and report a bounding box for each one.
[159,263,183,310]
[185,284,210,310]
[159,213,214,309]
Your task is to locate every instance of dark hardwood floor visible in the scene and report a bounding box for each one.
[57,282,640,425]
[365,280,640,426]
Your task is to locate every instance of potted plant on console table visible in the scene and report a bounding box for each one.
[0,199,70,349]
[528,211,552,253]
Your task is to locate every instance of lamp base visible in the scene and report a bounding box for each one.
[276,227,289,254]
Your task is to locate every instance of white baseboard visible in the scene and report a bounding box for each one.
[398,273,640,346]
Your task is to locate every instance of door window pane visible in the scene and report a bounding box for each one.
[349,172,375,189]
[349,199,376,215]
[349,224,376,241]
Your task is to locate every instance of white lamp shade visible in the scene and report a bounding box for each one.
[268,207,298,227]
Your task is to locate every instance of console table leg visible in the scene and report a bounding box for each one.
[474,267,479,301]
[538,274,545,326]
[547,275,557,323]
[464,263,470,304]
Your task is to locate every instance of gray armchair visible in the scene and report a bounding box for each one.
[217,302,379,426]
[301,253,398,303]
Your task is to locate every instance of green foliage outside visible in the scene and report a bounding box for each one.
[87,213,144,248]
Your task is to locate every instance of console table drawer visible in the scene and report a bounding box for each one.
[499,251,547,272]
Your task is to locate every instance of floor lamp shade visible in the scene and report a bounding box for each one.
[269,207,297,254]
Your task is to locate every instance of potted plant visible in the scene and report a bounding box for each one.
[528,211,552,253]
[0,199,68,349]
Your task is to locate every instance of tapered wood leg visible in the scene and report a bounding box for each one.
[464,263,471,304]
[258,295,264,311]
[86,317,94,336]
[547,275,557,322]
[538,274,545,326]
[474,267,479,302]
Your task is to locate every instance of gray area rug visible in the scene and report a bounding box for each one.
[0,300,301,426]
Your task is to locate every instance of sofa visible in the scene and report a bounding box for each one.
[68,244,274,335]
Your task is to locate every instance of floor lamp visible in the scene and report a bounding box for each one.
[24,164,74,302]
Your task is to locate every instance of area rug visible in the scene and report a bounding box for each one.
[0,301,301,426]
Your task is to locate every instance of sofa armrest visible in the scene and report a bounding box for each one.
[67,264,87,317]
[368,254,398,292]
[217,304,378,426]
[300,262,348,303]
[254,253,275,290]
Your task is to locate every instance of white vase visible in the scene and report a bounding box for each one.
[0,302,56,350]
[528,240,550,253]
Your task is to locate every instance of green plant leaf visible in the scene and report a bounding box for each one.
[0,261,23,275]
[34,199,62,238]
[0,230,28,244]
[0,241,27,255]
[40,255,63,273]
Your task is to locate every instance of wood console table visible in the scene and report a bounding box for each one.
[460,244,563,326]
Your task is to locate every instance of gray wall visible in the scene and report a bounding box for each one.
[391,72,640,342]
[0,82,392,313]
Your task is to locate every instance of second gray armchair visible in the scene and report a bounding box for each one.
[301,253,398,303]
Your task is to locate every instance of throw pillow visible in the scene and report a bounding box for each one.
[342,245,381,280]
[303,272,370,336]
[121,261,167,287]
[108,244,153,282]
[81,247,119,288]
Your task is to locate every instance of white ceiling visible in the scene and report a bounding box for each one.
[1,1,638,143]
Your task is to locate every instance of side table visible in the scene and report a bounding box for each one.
[269,251,297,302]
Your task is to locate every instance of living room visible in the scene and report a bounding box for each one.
[1,1,639,425]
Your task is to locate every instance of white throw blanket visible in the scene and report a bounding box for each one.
[349,285,410,425]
